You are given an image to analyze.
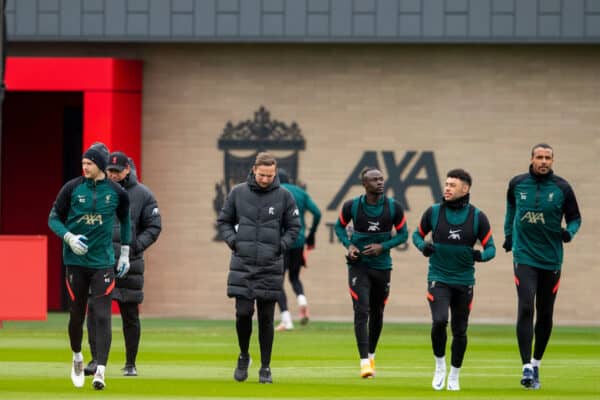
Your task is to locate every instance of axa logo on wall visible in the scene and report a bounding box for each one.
[213,107,442,244]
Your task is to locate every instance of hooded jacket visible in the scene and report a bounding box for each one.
[217,172,301,300]
[111,169,162,303]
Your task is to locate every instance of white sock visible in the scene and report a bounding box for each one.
[73,352,83,362]
[360,358,370,367]
[523,363,533,371]
[96,365,105,376]
[368,353,375,361]
[531,358,541,368]
[280,310,292,324]
[435,356,446,370]
[449,366,460,378]
[297,294,308,307]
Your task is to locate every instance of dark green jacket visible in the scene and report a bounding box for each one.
[48,176,131,268]
[334,195,408,270]
[504,166,581,271]
[412,194,495,286]
[281,183,321,249]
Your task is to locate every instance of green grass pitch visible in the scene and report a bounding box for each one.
[0,314,598,399]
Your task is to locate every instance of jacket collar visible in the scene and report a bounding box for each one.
[443,193,470,210]
[529,164,554,182]
[247,172,280,192]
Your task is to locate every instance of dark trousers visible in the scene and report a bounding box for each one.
[88,301,140,366]
[65,266,114,366]
[235,297,276,368]
[514,263,561,364]
[277,247,305,312]
[427,281,473,368]
[348,264,391,359]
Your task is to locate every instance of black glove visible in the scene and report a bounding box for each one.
[561,229,572,243]
[306,231,316,249]
[345,254,362,266]
[472,249,482,262]
[422,242,435,257]
[502,235,512,252]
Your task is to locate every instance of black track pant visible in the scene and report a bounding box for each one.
[348,264,390,359]
[65,266,114,366]
[235,297,276,368]
[277,247,305,312]
[427,281,473,368]
[88,301,140,366]
[514,263,561,364]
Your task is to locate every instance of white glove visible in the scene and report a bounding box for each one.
[116,245,130,278]
[64,232,88,256]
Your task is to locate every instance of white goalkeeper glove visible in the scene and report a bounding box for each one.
[63,232,88,256]
[116,245,130,278]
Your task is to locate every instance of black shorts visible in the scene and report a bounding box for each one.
[65,265,115,302]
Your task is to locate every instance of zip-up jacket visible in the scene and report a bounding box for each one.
[48,176,131,268]
[111,171,162,304]
[334,195,408,270]
[281,182,321,249]
[504,166,581,270]
[413,194,495,286]
[217,173,301,300]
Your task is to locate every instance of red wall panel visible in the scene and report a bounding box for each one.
[1,58,143,314]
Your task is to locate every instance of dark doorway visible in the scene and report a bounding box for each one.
[1,91,83,310]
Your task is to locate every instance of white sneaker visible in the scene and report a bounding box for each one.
[92,370,105,390]
[432,366,446,390]
[275,321,294,331]
[447,374,460,391]
[71,359,84,388]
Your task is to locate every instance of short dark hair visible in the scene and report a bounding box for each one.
[360,166,380,182]
[447,168,472,187]
[254,152,277,167]
[531,143,553,157]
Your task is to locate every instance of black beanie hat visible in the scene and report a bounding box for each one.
[83,147,108,171]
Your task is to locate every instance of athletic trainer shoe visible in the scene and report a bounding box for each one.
[447,374,460,391]
[275,321,294,331]
[360,363,374,378]
[92,370,105,390]
[259,367,273,384]
[531,366,541,390]
[83,359,97,376]
[299,306,310,325]
[432,366,446,390]
[520,366,534,389]
[369,358,376,377]
[234,353,251,382]
[71,358,85,388]
[122,364,138,376]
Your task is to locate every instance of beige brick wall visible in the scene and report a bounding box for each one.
[13,44,600,324]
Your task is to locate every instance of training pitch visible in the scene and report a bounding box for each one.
[0,314,598,399]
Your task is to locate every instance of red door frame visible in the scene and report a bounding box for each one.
[5,57,143,175]
[1,57,143,315]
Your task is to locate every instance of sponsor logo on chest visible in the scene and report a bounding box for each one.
[77,214,103,225]
[521,211,545,224]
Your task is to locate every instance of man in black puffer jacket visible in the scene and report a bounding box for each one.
[85,151,162,377]
[217,152,300,384]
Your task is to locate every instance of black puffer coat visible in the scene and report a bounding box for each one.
[111,171,162,304]
[217,173,300,300]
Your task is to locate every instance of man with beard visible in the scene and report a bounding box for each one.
[412,169,495,391]
[334,167,408,379]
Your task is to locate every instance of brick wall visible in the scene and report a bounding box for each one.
[11,43,599,324]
